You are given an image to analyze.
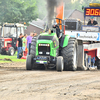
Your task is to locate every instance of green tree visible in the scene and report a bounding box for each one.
[0,0,38,24]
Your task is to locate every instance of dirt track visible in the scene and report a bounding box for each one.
[0,63,100,100]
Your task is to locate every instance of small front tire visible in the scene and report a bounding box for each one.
[56,56,64,72]
[26,55,33,70]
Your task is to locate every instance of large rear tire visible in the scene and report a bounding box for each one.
[30,36,38,56]
[61,38,77,71]
[27,36,38,70]
[56,56,64,72]
[26,55,33,70]
[95,57,100,69]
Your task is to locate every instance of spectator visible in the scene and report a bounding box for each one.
[22,34,27,56]
[17,33,23,59]
[26,32,33,55]
[33,32,37,37]
[87,16,98,26]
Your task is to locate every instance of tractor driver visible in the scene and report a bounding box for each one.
[53,22,61,38]
[87,16,98,26]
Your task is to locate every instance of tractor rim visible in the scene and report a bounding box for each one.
[73,46,77,68]
[11,49,14,55]
[62,59,64,71]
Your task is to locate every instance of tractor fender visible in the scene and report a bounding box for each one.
[60,35,70,48]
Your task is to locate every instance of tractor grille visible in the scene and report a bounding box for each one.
[38,46,50,56]
[38,46,50,52]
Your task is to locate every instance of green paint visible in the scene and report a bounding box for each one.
[40,32,56,36]
[36,40,59,57]
[35,32,70,58]
[36,60,47,63]
[63,35,70,47]
[36,32,59,57]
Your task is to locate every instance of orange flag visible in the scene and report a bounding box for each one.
[56,3,64,30]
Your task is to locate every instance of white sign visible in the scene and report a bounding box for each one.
[65,31,100,41]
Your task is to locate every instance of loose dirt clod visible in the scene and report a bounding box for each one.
[0,58,12,62]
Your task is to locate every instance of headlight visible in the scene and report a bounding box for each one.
[46,52,50,55]
[39,44,50,46]
[47,44,50,46]
[39,52,43,54]
[39,44,41,46]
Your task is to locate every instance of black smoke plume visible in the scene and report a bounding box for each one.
[46,0,63,28]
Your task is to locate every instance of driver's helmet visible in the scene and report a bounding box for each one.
[54,22,57,25]
[52,22,57,26]
[52,22,57,28]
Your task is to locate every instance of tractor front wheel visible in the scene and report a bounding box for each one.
[8,47,15,56]
[95,57,100,69]
[26,55,33,70]
[56,56,64,72]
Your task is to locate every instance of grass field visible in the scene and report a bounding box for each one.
[0,52,26,63]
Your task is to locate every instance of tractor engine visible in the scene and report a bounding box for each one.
[35,33,59,64]
[0,38,13,55]
[29,32,59,66]
[37,34,59,57]
[38,43,50,56]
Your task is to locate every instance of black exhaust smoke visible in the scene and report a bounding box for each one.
[46,0,62,28]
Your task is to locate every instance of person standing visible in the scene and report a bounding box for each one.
[33,32,37,37]
[17,33,23,59]
[22,34,27,56]
[26,32,34,55]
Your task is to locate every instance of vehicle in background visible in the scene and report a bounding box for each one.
[0,23,25,56]
[65,3,100,70]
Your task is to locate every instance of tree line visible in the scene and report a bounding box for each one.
[0,0,39,24]
[0,0,100,24]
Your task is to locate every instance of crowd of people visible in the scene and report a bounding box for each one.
[17,32,37,59]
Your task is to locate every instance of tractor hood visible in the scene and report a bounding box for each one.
[36,32,59,57]
[37,32,59,48]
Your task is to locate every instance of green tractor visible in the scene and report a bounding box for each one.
[26,18,78,71]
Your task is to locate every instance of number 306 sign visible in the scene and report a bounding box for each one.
[85,7,100,17]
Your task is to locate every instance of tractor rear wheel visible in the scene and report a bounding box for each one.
[27,36,38,70]
[61,38,78,71]
[26,55,33,70]
[30,36,37,56]
[8,47,15,56]
[95,57,100,69]
[56,56,64,72]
